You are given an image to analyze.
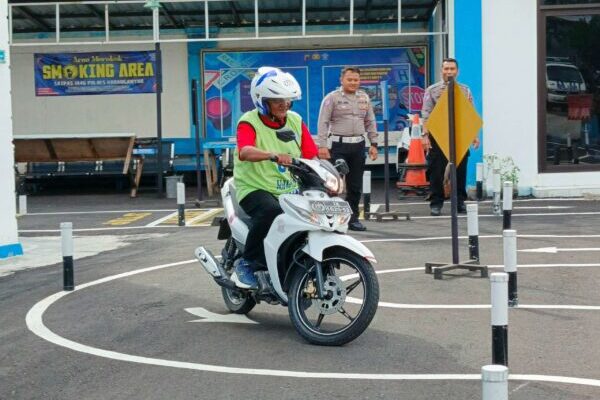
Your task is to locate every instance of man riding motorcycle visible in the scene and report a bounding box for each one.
[232,66,318,289]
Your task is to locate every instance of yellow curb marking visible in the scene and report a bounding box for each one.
[104,212,153,226]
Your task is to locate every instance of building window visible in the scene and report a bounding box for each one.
[542,0,600,5]
[538,5,600,171]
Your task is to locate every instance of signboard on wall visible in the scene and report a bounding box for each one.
[201,46,427,140]
[34,51,157,96]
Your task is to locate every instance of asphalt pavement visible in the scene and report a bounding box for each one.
[1,185,600,399]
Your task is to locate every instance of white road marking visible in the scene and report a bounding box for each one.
[17,198,595,217]
[23,209,180,216]
[346,266,600,310]
[346,298,600,311]
[511,382,530,393]
[489,263,600,268]
[24,259,600,386]
[185,307,257,324]
[18,225,201,233]
[409,211,600,220]
[361,234,600,243]
[519,247,600,254]
[371,198,597,207]
[146,212,179,227]
[514,206,573,210]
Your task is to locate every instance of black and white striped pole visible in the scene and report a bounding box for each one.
[61,222,74,291]
[492,168,502,216]
[566,133,573,163]
[177,181,186,227]
[503,229,518,307]
[476,162,484,201]
[491,272,508,366]
[502,181,513,230]
[362,170,371,220]
[467,203,479,262]
[482,365,508,400]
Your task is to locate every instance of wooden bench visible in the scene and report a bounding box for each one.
[13,133,141,196]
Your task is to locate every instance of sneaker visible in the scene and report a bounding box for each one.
[231,259,258,289]
[430,207,442,216]
[348,220,367,231]
[457,203,467,213]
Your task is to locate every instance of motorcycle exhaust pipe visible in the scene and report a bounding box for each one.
[213,277,238,290]
[195,247,243,291]
[194,247,226,279]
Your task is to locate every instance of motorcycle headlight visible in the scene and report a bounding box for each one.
[323,170,344,195]
[283,198,323,225]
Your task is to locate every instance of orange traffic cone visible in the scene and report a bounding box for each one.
[397,115,429,196]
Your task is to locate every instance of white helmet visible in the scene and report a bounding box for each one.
[250,66,302,115]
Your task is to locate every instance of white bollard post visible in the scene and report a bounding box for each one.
[61,222,74,291]
[18,195,27,215]
[467,204,479,262]
[362,170,371,220]
[476,163,484,201]
[177,181,186,227]
[503,229,518,307]
[502,181,513,230]
[492,169,502,216]
[566,132,573,162]
[491,272,508,366]
[482,365,509,400]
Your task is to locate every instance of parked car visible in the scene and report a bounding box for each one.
[546,62,587,104]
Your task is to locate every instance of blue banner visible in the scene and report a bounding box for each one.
[201,46,427,140]
[34,51,157,96]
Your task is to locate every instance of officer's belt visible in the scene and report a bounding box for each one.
[331,135,365,144]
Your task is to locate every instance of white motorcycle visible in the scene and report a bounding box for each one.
[195,138,379,346]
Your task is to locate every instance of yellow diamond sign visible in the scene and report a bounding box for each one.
[424,85,482,165]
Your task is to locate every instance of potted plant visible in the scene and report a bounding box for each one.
[483,153,520,197]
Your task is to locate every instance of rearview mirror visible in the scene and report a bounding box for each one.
[334,159,350,175]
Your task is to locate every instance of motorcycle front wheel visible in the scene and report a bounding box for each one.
[288,249,379,346]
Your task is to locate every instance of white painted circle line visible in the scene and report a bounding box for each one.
[25,260,600,386]
[18,225,207,233]
[407,211,600,220]
[24,209,181,216]
[344,266,600,310]
[360,234,600,243]
[345,298,600,311]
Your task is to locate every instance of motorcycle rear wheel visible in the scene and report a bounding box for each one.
[222,287,256,314]
[221,237,256,314]
[288,249,379,346]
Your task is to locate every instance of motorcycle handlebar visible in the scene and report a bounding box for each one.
[269,155,302,168]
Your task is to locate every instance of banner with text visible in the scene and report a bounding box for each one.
[34,51,157,96]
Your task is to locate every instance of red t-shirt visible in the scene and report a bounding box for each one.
[237,114,318,159]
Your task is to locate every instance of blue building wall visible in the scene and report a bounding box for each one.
[454,0,483,187]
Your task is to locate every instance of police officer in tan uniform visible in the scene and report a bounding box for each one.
[422,58,480,216]
[317,67,378,231]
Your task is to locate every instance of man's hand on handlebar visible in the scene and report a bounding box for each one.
[270,153,293,165]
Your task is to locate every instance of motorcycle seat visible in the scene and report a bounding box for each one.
[229,185,254,228]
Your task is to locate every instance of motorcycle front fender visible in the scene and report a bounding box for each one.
[302,230,376,263]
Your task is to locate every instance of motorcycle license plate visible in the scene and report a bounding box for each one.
[309,200,352,215]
